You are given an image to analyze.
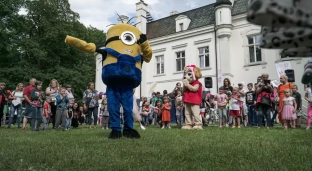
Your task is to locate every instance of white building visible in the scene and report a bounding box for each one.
[95,0,307,98]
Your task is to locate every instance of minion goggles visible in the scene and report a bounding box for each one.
[105,31,143,46]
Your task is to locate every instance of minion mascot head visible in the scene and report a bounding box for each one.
[65,19,152,139]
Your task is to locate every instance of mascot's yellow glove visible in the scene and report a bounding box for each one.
[65,35,96,54]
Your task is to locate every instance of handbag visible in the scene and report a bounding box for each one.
[3,104,8,114]
[260,96,271,106]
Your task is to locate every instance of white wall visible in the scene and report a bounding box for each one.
[143,25,218,96]
[230,14,307,96]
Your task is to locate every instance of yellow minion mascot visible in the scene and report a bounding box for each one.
[65,23,152,139]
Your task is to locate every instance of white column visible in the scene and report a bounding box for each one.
[136,1,148,98]
[218,36,231,74]
[95,53,107,94]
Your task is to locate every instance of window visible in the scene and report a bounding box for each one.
[248,35,262,63]
[156,55,164,74]
[199,47,209,68]
[220,11,222,22]
[176,51,185,72]
[179,23,183,31]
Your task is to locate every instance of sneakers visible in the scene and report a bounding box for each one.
[232,126,235,128]
[22,127,26,130]
[306,126,310,130]
[225,124,229,128]
[161,126,165,129]
[238,126,241,129]
[140,125,146,130]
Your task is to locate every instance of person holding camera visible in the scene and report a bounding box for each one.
[255,73,274,128]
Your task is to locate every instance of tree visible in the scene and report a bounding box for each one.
[0,0,106,103]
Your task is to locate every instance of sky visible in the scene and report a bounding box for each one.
[68,0,215,32]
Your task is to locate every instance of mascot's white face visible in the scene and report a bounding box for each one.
[183,67,195,83]
[182,64,202,84]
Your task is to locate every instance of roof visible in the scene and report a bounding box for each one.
[214,0,232,7]
[146,0,249,39]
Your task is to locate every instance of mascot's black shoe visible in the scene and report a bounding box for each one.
[108,130,122,139]
[123,129,141,139]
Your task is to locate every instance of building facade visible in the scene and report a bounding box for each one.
[95,0,307,98]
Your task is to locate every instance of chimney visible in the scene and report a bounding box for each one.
[170,11,179,16]
[136,1,148,34]
[117,15,129,24]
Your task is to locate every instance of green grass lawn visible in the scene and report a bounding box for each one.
[0,124,311,171]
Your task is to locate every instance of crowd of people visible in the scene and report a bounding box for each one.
[0,73,310,131]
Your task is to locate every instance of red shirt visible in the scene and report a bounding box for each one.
[43,102,51,117]
[23,85,35,105]
[183,80,202,105]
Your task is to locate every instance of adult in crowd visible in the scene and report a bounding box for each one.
[256,73,273,128]
[0,82,8,127]
[277,74,293,125]
[65,84,74,105]
[83,82,101,129]
[221,78,233,125]
[45,79,60,129]
[22,78,36,130]
[171,82,182,97]
[8,83,24,128]
[222,78,233,97]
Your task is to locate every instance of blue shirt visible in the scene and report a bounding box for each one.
[56,94,69,109]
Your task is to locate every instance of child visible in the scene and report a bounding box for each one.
[66,104,73,130]
[214,87,228,128]
[79,106,85,125]
[271,86,279,126]
[175,90,183,128]
[153,100,162,127]
[230,87,241,128]
[280,89,297,130]
[141,101,151,126]
[292,85,302,128]
[30,81,45,131]
[99,99,105,125]
[133,88,145,130]
[161,97,171,129]
[72,102,79,128]
[305,86,312,130]
[150,92,157,125]
[101,98,109,130]
[54,88,69,131]
[0,82,8,128]
[42,97,52,130]
[238,82,248,126]
[246,83,257,126]
[199,99,207,126]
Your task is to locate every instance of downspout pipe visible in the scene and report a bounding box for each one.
[214,24,219,93]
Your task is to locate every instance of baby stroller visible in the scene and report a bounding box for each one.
[205,100,219,125]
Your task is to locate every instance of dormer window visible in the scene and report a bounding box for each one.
[175,15,191,32]
[179,23,184,31]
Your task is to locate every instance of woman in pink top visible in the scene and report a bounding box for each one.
[214,87,228,128]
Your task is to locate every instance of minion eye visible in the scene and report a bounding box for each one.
[188,72,192,76]
[120,31,136,45]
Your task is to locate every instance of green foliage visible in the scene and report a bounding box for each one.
[0,0,106,102]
